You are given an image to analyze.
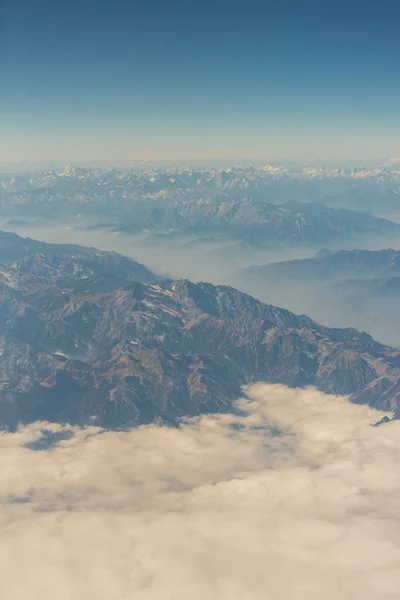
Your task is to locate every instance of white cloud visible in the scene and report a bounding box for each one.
[1,384,400,599]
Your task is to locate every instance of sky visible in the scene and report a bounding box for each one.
[1,0,400,163]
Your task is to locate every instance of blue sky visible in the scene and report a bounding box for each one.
[1,0,400,163]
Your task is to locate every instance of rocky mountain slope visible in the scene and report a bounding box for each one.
[0,242,399,430]
[0,229,156,284]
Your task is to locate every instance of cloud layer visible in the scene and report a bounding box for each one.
[1,384,400,599]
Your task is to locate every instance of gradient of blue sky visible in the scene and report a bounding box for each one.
[1,0,400,162]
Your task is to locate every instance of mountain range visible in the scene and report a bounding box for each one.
[1,163,400,217]
[108,198,400,247]
[0,231,399,430]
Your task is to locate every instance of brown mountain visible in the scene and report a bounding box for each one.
[0,247,399,430]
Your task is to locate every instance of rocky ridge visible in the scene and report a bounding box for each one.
[0,250,399,429]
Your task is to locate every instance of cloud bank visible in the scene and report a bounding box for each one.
[1,384,400,599]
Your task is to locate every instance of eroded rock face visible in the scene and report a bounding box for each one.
[0,247,399,430]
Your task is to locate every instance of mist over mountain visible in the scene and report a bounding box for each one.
[1,165,400,288]
[236,249,400,346]
[240,248,400,282]
[106,198,400,249]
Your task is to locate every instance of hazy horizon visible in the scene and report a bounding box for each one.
[1,158,400,174]
[2,0,400,163]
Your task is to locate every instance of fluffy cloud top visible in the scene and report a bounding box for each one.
[1,384,400,599]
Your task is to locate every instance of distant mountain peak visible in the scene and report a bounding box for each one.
[58,162,78,178]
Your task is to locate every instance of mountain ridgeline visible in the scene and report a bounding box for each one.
[1,164,400,216]
[1,166,400,250]
[236,248,400,347]
[0,231,399,430]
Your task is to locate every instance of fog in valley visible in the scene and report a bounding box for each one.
[0,216,315,283]
[2,213,400,347]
